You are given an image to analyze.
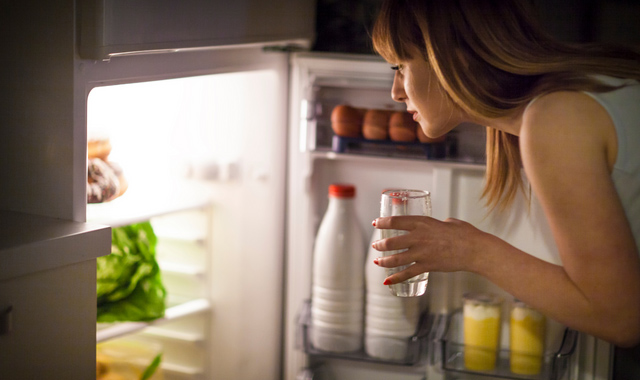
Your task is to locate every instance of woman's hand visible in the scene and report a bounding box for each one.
[371,215,493,284]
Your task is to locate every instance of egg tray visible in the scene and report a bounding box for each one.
[331,134,457,160]
[296,300,434,367]
[433,310,578,380]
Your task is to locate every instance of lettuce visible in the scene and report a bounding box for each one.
[97,221,167,323]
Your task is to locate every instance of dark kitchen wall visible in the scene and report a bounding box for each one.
[534,0,640,44]
[312,0,640,55]
[312,0,382,54]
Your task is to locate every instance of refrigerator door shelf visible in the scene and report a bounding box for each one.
[297,300,433,367]
[435,310,578,380]
[330,134,456,162]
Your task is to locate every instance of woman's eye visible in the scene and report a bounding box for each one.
[391,65,404,73]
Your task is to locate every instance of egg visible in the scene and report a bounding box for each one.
[331,105,363,138]
[362,109,391,140]
[388,111,417,142]
[417,126,447,143]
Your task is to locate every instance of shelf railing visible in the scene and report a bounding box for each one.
[97,298,211,343]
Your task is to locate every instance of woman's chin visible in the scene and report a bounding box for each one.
[417,125,447,143]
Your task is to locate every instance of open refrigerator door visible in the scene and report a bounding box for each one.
[83,46,291,380]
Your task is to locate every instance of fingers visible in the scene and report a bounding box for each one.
[371,234,408,252]
[374,249,420,268]
[371,215,433,252]
[372,215,431,230]
[373,247,430,284]
[382,263,426,285]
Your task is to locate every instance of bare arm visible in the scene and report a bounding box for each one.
[373,92,640,347]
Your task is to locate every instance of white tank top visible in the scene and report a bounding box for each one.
[585,76,640,253]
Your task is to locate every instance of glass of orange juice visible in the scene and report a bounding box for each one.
[463,293,503,371]
[510,301,546,375]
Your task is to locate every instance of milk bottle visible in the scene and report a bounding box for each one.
[364,228,423,361]
[310,184,366,353]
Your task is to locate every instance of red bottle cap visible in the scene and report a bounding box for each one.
[329,184,356,198]
[383,190,413,205]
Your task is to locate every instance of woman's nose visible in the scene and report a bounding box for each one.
[391,72,406,103]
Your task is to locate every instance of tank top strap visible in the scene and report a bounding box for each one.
[523,95,543,116]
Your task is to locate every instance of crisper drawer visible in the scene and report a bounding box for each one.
[433,310,578,380]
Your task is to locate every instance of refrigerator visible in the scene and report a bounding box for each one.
[0,1,615,379]
[81,50,611,380]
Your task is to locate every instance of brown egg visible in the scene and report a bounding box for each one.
[417,126,447,143]
[388,112,417,142]
[362,109,391,140]
[331,105,363,138]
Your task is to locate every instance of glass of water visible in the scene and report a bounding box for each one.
[379,189,431,297]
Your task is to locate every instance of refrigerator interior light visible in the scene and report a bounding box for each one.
[87,70,277,183]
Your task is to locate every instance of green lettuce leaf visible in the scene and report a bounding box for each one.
[97,221,166,323]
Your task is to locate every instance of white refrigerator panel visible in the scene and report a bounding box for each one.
[84,45,292,380]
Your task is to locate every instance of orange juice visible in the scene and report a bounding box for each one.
[510,302,545,375]
[463,293,503,371]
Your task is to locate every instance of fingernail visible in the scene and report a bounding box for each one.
[373,258,379,265]
[383,279,392,285]
[371,219,377,227]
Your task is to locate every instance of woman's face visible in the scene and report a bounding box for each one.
[391,53,465,138]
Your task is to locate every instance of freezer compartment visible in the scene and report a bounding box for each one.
[434,310,578,380]
[297,300,433,366]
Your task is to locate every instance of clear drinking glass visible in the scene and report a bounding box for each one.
[379,189,431,297]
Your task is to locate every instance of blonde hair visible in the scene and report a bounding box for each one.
[372,0,640,211]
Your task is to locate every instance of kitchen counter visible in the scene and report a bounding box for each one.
[0,209,110,281]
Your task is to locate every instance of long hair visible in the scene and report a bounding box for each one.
[372,0,640,211]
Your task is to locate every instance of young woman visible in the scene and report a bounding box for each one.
[369,0,640,355]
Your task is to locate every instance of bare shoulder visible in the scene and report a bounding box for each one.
[522,91,609,139]
[520,91,616,172]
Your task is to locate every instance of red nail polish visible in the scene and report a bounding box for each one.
[373,258,379,265]
[372,219,377,227]
[383,279,391,285]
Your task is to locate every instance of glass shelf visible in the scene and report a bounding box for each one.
[329,134,455,161]
[87,179,212,228]
[96,298,211,343]
[91,180,213,345]
[297,300,433,367]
